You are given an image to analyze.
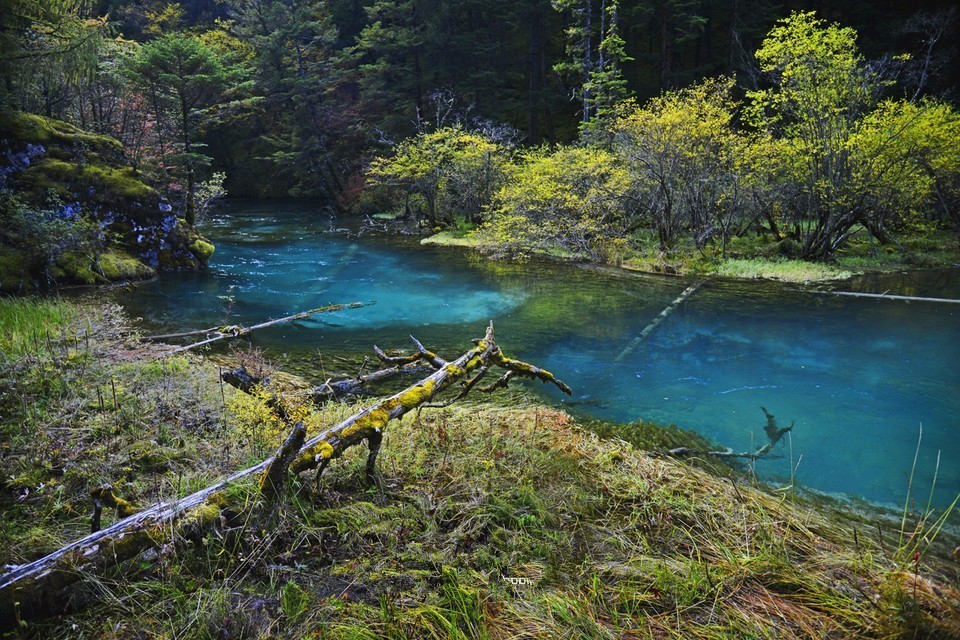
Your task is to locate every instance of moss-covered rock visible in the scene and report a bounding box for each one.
[188,237,215,262]
[46,249,155,287]
[0,111,213,292]
[0,111,123,159]
[98,248,156,281]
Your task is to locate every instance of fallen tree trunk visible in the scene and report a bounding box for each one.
[810,290,960,305]
[0,323,569,627]
[222,359,431,403]
[157,302,368,356]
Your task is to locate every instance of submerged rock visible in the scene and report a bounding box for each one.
[0,111,214,292]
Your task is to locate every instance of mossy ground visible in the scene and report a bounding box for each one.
[1,297,958,639]
[0,111,123,158]
[1,111,215,291]
[21,159,158,205]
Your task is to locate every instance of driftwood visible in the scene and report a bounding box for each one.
[154,302,368,356]
[222,359,430,404]
[0,324,569,627]
[658,407,793,461]
[810,290,960,305]
[615,281,703,362]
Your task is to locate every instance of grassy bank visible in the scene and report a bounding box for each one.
[422,226,960,283]
[1,297,958,638]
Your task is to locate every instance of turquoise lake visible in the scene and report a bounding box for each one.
[120,201,960,516]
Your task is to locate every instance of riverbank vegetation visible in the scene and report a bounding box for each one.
[371,12,960,277]
[2,296,958,637]
[4,1,960,283]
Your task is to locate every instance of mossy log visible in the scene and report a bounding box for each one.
[222,359,430,403]
[0,323,569,628]
[289,323,571,484]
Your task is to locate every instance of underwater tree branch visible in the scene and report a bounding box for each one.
[657,407,793,461]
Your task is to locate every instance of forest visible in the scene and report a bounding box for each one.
[2,0,960,638]
[2,0,960,286]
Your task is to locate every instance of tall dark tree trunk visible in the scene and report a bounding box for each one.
[180,93,196,227]
[660,14,672,89]
[528,5,544,144]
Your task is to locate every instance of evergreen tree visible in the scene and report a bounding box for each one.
[127,32,239,225]
[226,0,352,202]
[553,0,631,126]
[0,0,108,114]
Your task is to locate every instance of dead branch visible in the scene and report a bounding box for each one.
[260,423,307,503]
[0,323,569,627]
[157,302,368,356]
[656,407,793,461]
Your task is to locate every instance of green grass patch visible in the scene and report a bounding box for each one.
[420,230,484,248]
[0,297,78,358]
[714,258,853,282]
[3,297,958,639]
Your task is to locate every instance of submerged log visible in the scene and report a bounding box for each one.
[0,323,569,627]
[657,406,793,461]
[615,281,704,362]
[811,290,960,305]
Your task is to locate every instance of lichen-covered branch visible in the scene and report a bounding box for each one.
[0,324,569,627]
[160,302,367,356]
[89,484,141,533]
[291,324,571,481]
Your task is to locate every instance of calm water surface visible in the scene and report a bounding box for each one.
[121,202,960,513]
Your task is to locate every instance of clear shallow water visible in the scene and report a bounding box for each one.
[122,201,960,514]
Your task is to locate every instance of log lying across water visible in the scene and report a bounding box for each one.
[0,323,569,627]
[810,290,960,305]
[146,302,369,356]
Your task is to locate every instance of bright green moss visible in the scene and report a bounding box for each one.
[183,502,222,529]
[396,380,435,409]
[51,249,154,286]
[341,408,390,439]
[97,248,155,281]
[55,252,100,285]
[188,238,215,262]
[0,111,123,156]
[25,159,157,203]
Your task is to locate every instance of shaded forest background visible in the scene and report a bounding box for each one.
[3,0,958,206]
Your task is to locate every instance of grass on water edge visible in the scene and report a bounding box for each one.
[1,296,958,639]
[422,224,960,283]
